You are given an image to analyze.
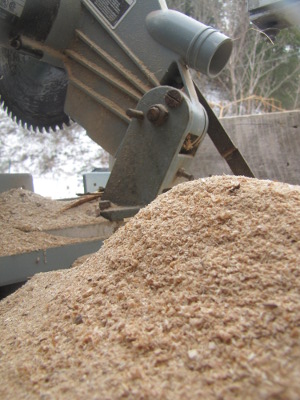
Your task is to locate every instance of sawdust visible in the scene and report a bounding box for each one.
[0,188,101,230]
[0,189,104,255]
[0,176,300,399]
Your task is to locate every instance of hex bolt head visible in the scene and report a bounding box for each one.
[147,104,169,126]
[165,89,183,108]
[10,37,21,50]
[147,106,160,122]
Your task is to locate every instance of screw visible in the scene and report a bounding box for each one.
[147,106,160,122]
[126,108,144,120]
[147,104,169,126]
[10,37,21,50]
[176,168,194,181]
[165,89,183,108]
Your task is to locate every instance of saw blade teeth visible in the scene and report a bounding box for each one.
[0,48,70,134]
[0,96,70,133]
[1,102,8,113]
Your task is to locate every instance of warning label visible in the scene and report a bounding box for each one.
[88,0,136,28]
[0,0,26,17]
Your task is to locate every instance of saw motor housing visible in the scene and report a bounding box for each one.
[0,0,233,219]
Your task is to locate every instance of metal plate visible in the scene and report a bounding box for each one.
[0,173,33,193]
[0,240,103,286]
[102,86,192,206]
[86,0,136,29]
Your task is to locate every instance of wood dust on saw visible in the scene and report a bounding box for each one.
[0,189,104,256]
[0,176,300,399]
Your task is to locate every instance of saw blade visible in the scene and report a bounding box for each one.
[0,47,70,132]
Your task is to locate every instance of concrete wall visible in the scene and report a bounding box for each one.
[190,110,300,185]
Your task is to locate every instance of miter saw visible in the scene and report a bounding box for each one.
[0,0,254,220]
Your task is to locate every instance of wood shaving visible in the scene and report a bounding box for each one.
[0,176,300,399]
[0,189,106,255]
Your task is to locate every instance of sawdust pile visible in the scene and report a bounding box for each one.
[0,189,102,255]
[1,176,300,399]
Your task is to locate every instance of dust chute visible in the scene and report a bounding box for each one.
[146,10,232,78]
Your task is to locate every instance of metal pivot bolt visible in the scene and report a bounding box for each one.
[10,37,21,50]
[147,104,169,126]
[177,168,194,181]
[126,108,144,120]
[165,89,183,108]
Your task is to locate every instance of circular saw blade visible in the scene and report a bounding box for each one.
[0,47,70,132]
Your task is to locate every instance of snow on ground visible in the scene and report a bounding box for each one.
[0,109,109,198]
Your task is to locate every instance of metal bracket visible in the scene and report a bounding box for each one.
[100,202,141,221]
[100,85,208,220]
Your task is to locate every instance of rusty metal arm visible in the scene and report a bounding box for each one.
[194,82,255,178]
